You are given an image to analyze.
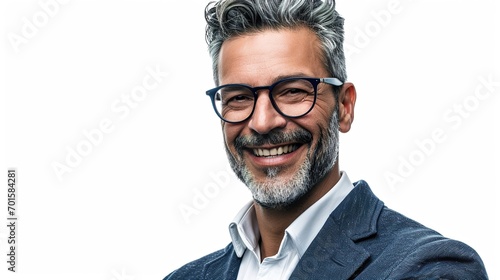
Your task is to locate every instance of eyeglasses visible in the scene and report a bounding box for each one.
[206,77,343,123]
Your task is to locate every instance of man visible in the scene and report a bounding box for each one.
[165,0,488,279]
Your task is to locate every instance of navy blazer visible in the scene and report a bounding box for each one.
[164,180,488,279]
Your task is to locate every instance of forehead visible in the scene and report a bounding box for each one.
[218,27,326,85]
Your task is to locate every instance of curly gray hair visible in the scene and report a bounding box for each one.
[205,0,347,85]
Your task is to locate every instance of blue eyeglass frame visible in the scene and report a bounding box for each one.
[205,77,343,123]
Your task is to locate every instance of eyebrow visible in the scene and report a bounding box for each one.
[269,73,311,84]
[220,73,314,87]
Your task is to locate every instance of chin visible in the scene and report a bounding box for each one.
[246,165,313,210]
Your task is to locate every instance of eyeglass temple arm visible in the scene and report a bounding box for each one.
[320,77,343,86]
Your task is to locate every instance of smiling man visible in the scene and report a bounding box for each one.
[164,0,487,279]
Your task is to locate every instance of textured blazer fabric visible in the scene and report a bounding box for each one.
[164,181,488,280]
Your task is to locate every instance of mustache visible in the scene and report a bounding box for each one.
[234,129,312,152]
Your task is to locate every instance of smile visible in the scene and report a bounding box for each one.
[252,144,300,157]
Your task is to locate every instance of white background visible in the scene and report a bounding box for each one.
[1,0,499,279]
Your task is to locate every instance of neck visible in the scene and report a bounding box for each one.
[254,163,341,260]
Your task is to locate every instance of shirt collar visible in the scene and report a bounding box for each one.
[228,171,354,258]
[229,200,259,257]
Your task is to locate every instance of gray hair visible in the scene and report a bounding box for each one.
[205,0,347,85]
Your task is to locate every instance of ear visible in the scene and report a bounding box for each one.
[338,82,357,133]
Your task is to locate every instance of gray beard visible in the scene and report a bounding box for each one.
[225,109,340,209]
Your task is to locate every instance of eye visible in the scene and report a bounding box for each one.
[212,85,255,121]
[217,86,254,109]
[272,79,314,98]
[222,93,254,107]
[226,94,253,103]
[273,87,311,103]
[282,88,309,95]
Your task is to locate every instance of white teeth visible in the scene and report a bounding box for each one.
[253,145,297,157]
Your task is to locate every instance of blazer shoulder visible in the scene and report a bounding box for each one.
[391,238,488,279]
[362,201,488,279]
[163,243,236,280]
[371,204,488,279]
[340,181,488,278]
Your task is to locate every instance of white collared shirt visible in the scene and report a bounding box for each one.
[228,171,355,280]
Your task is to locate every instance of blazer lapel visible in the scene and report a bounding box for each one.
[203,244,242,280]
[290,180,384,280]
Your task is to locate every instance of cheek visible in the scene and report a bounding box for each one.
[296,105,334,146]
[313,98,336,120]
[223,124,242,150]
[298,107,332,132]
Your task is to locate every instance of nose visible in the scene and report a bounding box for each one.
[248,92,287,134]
